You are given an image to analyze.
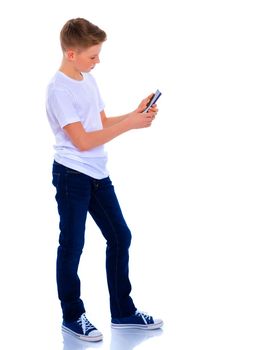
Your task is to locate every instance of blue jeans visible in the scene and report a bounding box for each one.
[52,161,136,322]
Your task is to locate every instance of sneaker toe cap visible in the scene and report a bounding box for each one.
[88,329,103,338]
[153,318,164,327]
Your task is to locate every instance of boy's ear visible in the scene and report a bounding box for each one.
[65,49,76,61]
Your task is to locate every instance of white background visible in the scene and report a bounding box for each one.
[0,0,279,349]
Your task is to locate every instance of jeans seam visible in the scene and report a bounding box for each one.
[94,194,122,316]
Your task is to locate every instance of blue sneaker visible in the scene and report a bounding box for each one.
[62,313,103,342]
[111,310,163,330]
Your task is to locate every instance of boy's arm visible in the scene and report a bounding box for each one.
[63,109,155,151]
[101,110,129,128]
[63,95,158,151]
[101,93,158,128]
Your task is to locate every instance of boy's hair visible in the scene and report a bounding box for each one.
[60,18,107,52]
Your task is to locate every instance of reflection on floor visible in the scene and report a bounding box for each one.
[62,327,163,350]
[110,328,163,350]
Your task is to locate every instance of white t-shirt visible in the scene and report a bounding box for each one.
[46,71,109,179]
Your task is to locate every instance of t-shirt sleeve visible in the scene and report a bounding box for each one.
[48,88,81,128]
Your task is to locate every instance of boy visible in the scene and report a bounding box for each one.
[46,18,163,342]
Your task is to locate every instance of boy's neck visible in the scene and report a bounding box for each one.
[59,62,83,81]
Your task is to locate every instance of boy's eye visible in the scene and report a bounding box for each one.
[91,57,96,60]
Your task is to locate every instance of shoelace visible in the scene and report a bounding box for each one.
[77,313,95,334]
[135,310,152,324]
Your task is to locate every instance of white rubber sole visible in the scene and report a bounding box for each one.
[111,320,163,330]
[62,325,103,342]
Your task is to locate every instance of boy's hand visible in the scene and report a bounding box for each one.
[136,94,159,114]
[126,110,155,130]
[125,94,158,130]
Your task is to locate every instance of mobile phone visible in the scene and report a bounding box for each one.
[143,89,162,113]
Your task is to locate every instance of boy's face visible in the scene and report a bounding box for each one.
[66,44,102,73]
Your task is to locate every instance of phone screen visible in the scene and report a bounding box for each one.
[143,90,162,113]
